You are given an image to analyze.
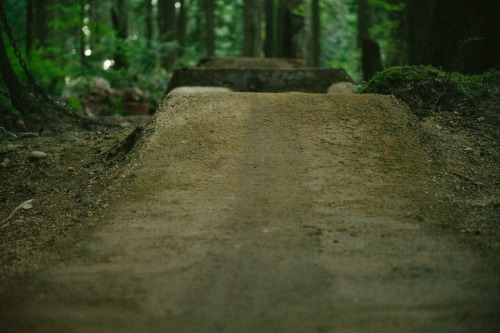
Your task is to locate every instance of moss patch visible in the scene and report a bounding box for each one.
[359,66,500,118]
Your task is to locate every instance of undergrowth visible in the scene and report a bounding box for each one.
[359,66,500,118]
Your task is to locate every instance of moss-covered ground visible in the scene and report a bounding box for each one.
[359,66,499,118]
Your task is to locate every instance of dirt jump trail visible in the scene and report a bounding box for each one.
[2,92,498,332]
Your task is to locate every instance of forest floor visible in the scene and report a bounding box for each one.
[0,90,499,331]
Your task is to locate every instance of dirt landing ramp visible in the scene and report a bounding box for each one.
[1,93,497,332]
[165,68,353,94]
[197,57,307,69]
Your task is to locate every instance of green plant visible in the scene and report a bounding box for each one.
[358,66,499,118]
[68,96,83,110]
[110,97,123,116]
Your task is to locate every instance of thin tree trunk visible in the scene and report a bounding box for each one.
[406,0,435,66]
[264,0,275,57]
[356,0,373,48]
[26,0,33,55]
[385,0,407,66]
[276,0,295,58]
[111,0,128,69]
[33,0,50,47]
[205,0,215,57]
[146,0,153,42]
[177,0,187,57]
[0,23,34,117]
[275,0,285,57]
[158,0,176,69]
[79,0,87,66]
[243,0,261,57]
[310,0,320,67]
[362,38,383,80]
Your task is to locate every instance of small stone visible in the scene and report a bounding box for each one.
[29,151,47,161]
[464,147,473,152]
[68,166,75,172]
[120,122,132,128]
[1,158,10,167]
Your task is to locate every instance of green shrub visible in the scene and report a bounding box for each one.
[359,66,499,117]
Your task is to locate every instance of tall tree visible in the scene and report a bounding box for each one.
[205,0,215,57]
[146,0,154,43]
[384,0,407,67]
[310,0,320,67]
[177,0,187,57]
[26,0,34,55]
[243,0,261,57]
[79,0,88,66]
[361,38,383,80]
[0,21,35,117]
[111,0,128,69]
[264,0,275,57]
[33,0,53,48]
[276,0,302,58]
[356,0,373,48]
[158,0,176,69]
[405,0,499,73]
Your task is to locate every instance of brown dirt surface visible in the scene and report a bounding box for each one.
[198,57,307,69]
[165,68,353,94]
[0,92,498,332]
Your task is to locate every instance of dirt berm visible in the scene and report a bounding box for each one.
[1,92,498,332]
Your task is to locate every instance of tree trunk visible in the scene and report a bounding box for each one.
[0,23,34,117]
[146,0,153,42]
[264,0,275,58]
[276,0,297,58]
[356,0,373,48]
[111,0,128,69]
[177,0,187,57]
[384,0,407,67]
[79,0,87,66]
[33,0,51,47]
[310,0,320,67]
[405,0,435,67]
[361,38,383,81]
[26,0,33,55]
[158,0,176,69]
[243,0,261,57]
[407,0,500,73]
[205,0,215,57]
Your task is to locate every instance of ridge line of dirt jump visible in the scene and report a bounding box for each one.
[1,92,498,332]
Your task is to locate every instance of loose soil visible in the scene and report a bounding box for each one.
[0,91,498,332]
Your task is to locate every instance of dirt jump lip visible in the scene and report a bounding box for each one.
[197,57,308,69]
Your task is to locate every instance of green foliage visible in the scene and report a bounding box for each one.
[369,0,405,12]
[110,97,123,116]
[215,0,244,56]
[322,0,361,80]
[359,66,500,117]
[26,47,66,93]
[369,0,407,67]
[0,88,19,117]
[68,96,83,110]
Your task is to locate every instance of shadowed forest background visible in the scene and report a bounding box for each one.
[0,0,499,124]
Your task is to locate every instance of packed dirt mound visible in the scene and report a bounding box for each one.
[169,86,232,94]
[1,92,497,331]
[166,68,353,94]
[198,57,306,69]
